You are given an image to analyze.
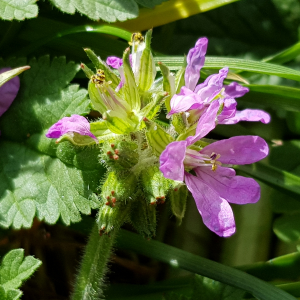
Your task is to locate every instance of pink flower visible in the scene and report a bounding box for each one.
[45,114,98,142]
[159,136,268,237]
[167,38,270,125]
[0,68,20,117]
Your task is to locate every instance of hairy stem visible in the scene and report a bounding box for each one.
[72,224,116,300]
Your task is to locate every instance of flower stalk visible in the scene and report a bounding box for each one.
[71,224,116,300]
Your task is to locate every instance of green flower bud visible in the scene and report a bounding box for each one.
[141,165,171,204]
[101,171,137,203]
[84,48,120,89]
[100,139,139,170]
[130,198,156,237]
[169,184,188,225]
[97,203,131,234]
[158,62,175,112]
[144,119,174,156]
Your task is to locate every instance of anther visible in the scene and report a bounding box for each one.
[114,149,119,155]
[111,191,115,195]
[112,197,116,203]
[111,144,115,148]
[107,151,112,155]
[105,201,110,206]
[106,196,110,200]
[113,154,119,160]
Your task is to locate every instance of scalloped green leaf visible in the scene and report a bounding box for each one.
[0,0,38,21]
[0,140,101,228]
[0,56,104,228]
[0,249,41,291]
[48,0,139,22]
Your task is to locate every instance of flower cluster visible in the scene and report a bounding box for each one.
[46,32,269,237]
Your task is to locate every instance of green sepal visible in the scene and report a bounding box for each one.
[137,29,156,92]
[169,183,188,225]
[88,81,107,114]
[100,139,139,170]
[90,120,117,142]
[97,202,131,234]
[84,48,120,89]
[0,66,30,87]
[174,56,187,94]
[141,165,172,204]
[130,197,157,237]
[172,113,187,134]
[80,63,94,79]
[122,47,141,112]
[103,111,138,134]
[144,119,174,156]
[101,171,138,204]
[158,62,175,111]
[138,91,167,121]
[56,132,97,146]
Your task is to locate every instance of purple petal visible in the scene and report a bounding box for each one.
[217,98,237,123]
[106,56,123,69]
[106,55,132,69]
[185,38,208,91]
[46,114,98,142]
[186,100,220,145]
[195,166,260,204]
[167,86,204,118]
[159,140,187,182]
[200,136,269,165]
[219,109,271,125]
[185,172,236,237]
[224,82,249,98]
[0,68,20,117]
[194,67,228,103]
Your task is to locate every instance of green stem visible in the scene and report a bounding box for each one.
[72,224,116,300]
[116,229,297,300]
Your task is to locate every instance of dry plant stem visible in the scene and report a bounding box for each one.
[71,224,116,300]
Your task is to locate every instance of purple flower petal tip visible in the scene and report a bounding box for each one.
[220,109,271,125]
[185,37,208,91]
[106,56,123,69]
[0,68,20,117]
[106,55,132,69]
[46,114,98,142]
[201,135,269,165]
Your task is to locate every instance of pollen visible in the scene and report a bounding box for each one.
[129,32,144,45]
[210,152,222,171]
[91,69,105,87]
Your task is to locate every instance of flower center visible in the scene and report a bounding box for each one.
[184,149,222,171]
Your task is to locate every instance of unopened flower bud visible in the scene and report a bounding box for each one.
[169,183,188,225]
[101,171,137,204]
[141,165,172,204]
[101,139,139,170]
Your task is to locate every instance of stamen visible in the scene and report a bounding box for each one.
[129,32,144,46]
[91,69,106,87]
